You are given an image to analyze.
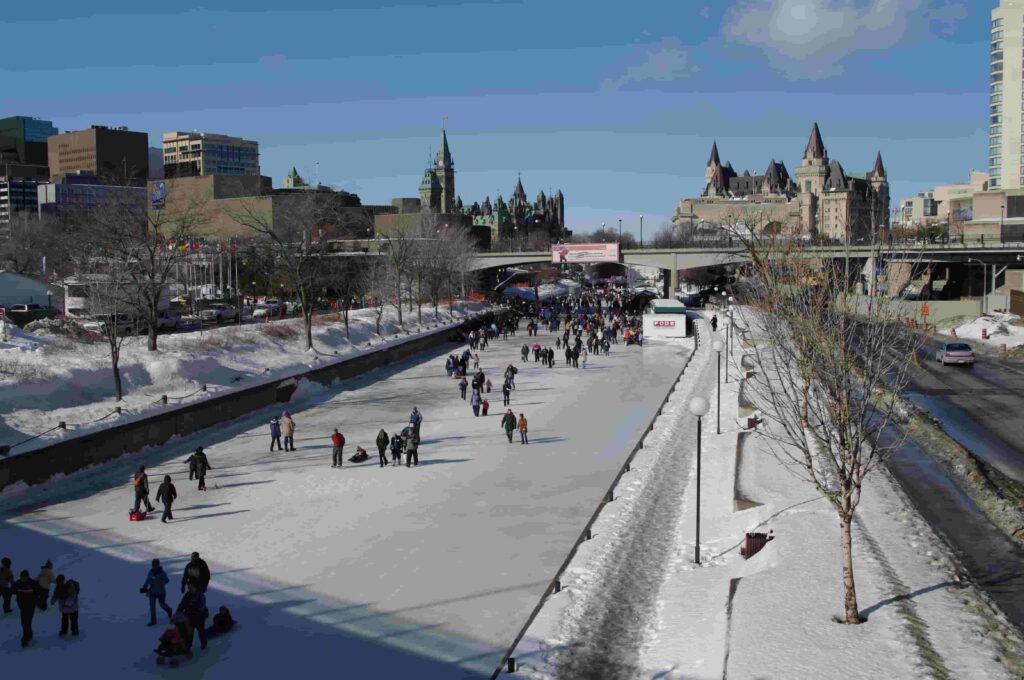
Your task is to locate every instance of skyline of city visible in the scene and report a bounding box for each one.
[0,1,994,236]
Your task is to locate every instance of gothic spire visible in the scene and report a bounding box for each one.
[872,151,886,179]
[437,129,453,169]
[708,141,721,167]
[804,123,826,160]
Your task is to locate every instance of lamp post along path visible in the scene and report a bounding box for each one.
[689,396,710,565]
[712,339,724,434]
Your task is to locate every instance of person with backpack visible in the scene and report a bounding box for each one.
[331,429,345,468]
[389,432,404,466]
[501,410,517,443]
[409,407,422,438]
[502,381,511,407]
[269,417,283,451]
[181,552,211,594]
[375,429,389,468]
[132,466,155,514]
[156,475,177,523]
[142,558,173,626]
[281,411,297,451]
[50,574,80,636]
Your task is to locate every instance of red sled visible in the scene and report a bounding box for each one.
[129,510,148,522]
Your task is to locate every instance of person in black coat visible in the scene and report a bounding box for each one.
[181,552,211,594]
[133,466,155,514]
[13,570,38,648]
[156,475,177,523]
[191,447,212,491]
[176,586,209,651]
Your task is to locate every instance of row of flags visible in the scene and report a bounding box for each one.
[165,240,239,255]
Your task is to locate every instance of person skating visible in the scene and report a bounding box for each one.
[581,348,588,369]
[133,465,156,514]
[502,381,511,407]
[482,398,490,416]
[156,475,177,523]
[470,390,482,417]
[409,407,423,438]
[281,411,297,451]
[390,433,404,466]
[405,437,419,467]
[176,585,209,652]
[501,410,517,443]
[186,451,198,481]
[710,314,718,332]
[13,570,38,648]
[458,377,468,400]
[35,560,54,611]
[376,429,389,467]
[518,413,529,445]
[181,552,211,594]
[50,574,80,636]
[485,378,492,393]
[269,417,283,451]
[520,344,529,362]
[192,447,212,491]
[331,429,345,468]
[0,557,12,613]
[142,559,174,626]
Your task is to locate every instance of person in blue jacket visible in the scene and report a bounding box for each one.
[269,417,283,451]
[141,558,173,626]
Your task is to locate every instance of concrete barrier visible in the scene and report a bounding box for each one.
[0,311,506,491]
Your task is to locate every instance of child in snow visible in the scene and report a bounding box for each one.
[482,399,490,416]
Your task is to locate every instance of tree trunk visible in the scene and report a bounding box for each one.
[417,274,422,324]
[148,324,158,352]
[840,512,861,624]
[395,269,403,326]
[343,302,350,339]
[304,310,313,350]
[111,348,123,401]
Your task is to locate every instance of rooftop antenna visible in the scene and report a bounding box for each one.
[442,115,448,130]
[315,161,319,187]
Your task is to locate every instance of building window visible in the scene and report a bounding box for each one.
[993,94,1003,104]
[994,18,1004,28]
[993,72,1004,82]
[992,146,1002,156]
[992,135,1002,146]
[994,40,1003,51]
[992,115,1002,124]
[993,62,1004,73]
[993,30,1004,40]
[993,51,1004,62]
[993,104,1003,114]
[993,83,1003,94]
[993,125,1002,134]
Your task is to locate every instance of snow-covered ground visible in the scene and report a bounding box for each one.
[0,304,482,454]
[951,312,1024,349]
[511,315,1018,679]
[0,321,689,676]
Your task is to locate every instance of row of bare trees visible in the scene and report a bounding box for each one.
[1,189,478,400]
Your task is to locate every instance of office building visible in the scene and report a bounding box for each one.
[0,116,57,166]
[38,173,147,217]
[990,1,1024,188]
[47,125,149,184]
[162,131,260,178]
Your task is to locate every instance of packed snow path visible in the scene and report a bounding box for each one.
[0,324,689,677]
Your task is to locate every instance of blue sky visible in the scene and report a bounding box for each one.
[0,0,990,236]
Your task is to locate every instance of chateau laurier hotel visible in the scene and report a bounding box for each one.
[673,123,890,241]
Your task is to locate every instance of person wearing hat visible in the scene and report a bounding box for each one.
[269,417,283,451]
[156,475,177,523]
[281,411,296,451]
[35,560,54,611]
[13,570,39,647]
[181,552,210,594]
[141,558,173,626]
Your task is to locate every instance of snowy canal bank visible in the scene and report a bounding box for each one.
[0,320,689,677]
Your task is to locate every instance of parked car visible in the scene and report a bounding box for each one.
[155,309,183,331]
[935,341,975,366]
[284,301,300,315]
[6,303,56,327]
[199,303,238,323]
[253,302,282,320]
[81,315,135,336]
[175,315,202,332]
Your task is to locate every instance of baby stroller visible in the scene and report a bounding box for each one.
[155,615,193,667]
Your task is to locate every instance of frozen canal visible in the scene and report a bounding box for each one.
[0,326,691,677]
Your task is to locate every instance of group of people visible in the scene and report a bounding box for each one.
[147,552,234,661]
[129,446,213,524]
[328,407,424,470]
[1,556,80,648]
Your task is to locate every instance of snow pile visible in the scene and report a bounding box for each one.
[952,312,1024,348]
[23,318,97,341]
[0,303,484,454]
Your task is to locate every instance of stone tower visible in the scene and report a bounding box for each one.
[869,151,890,230]
[419,168,442,211]
[795,123,830,234]
[435,129,455,213]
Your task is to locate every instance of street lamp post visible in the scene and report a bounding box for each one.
[618,219,622,246]
[640,214,644,249]
[712,339,724,434]
[689,396,710,565]
[1001,204,1006,243]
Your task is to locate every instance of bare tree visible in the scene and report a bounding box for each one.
[727,210,921,624]
[227,193,361,350]
[379,219,420,326]
[364,256,392,336]
[414,214,478,319]
[323,255,366,339]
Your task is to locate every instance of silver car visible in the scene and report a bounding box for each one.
[935,341,975,366]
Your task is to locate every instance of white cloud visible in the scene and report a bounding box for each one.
[722,0,968,79]
[601,38,698,91]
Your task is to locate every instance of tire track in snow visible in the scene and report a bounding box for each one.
[553,332,714,679]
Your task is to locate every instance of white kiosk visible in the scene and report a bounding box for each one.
[642,298,690,339]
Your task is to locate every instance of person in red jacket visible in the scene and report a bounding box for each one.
[331,429,345,468]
